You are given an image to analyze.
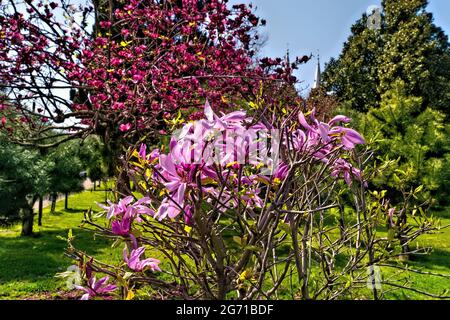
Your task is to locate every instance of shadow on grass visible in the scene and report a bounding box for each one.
[61,208,83,214]
[409,248,450,270]
[0,227,114,285]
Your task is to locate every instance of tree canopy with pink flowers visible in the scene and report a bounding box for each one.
[0,0,303,148]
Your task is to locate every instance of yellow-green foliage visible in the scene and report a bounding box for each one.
[361,81,450,204]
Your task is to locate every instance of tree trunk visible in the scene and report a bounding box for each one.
[51,193,57,214]
[399,236,410,261]
[116,169,131,199]
[93,182,96,191]
[38,196,43,226]
[64,192,69,210]
[21,207,34,236]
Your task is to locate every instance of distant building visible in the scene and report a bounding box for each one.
[312,55,321,89]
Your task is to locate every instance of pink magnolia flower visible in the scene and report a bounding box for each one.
[240,188,264,208]
[123,246,161,272]
[256,162,288,186]
[119,122,132,132]
[184,204,193,225]
[158,153,189,194]
[298,110,365,151]
[98,196,134,219]
[98,196,154,236]
[337,128,366,150]
[273,162,289,182]
[75,276,117,300]
[111,212,132,236]
[155,184,187,220]
[387,208,396,219]
[331,158,364,186]
[138,143,147,159]
[328,115,351,125]
[387,208,396,227]
[204,100,248,131]
[148,148,160,163]
[153,133,218,220]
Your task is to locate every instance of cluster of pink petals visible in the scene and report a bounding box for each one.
[296,110,365,153]
[0,0,299,135]
[99,103,366,233]
[97,196,154,236]
[124,103,366,225]
[387,208,396,227]
[293,110,366,185]
[123,246,161,272]
[74,275,117,300]
[331,159,364,186]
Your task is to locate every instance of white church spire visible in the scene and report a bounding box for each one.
[312,52,321,89]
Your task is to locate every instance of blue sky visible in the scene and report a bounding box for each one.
[229,0,450,93]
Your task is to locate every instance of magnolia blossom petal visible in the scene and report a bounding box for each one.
[155,202,169,221]
[140,258,161,272]
[80,293,90,300]
[101,284,118,293]
[329,115,351,126]
[221,110,246,122]
[318,123,330,142]
[159,154,178,177]
[342,128,365,149]
[177,183,186,203]
[93,276,109,291]
[298,112,312,131]
[167,203,182,219]
[138,143,147,159]
[204,100,215,122]
[388,208,396,218]
[166,180,182,193]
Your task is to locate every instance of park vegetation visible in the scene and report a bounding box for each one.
[0,0,449,300]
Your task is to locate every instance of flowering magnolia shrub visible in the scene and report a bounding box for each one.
[63,102,440,300]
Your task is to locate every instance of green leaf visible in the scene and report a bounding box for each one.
[56,235,67,241]
[279,222,291,234]
[123,272,133,280]
[232,236,242,246]
[243,245,260,252]
[388,229,395,241]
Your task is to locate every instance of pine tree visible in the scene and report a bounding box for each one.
[361,81,450,205]
[378,0,450,113]
[322,15,382,112]
[323,0,450,115]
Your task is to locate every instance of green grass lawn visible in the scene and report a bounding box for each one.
[0,188,121,299]
[0,187,449,300]
[383,208,450,299]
